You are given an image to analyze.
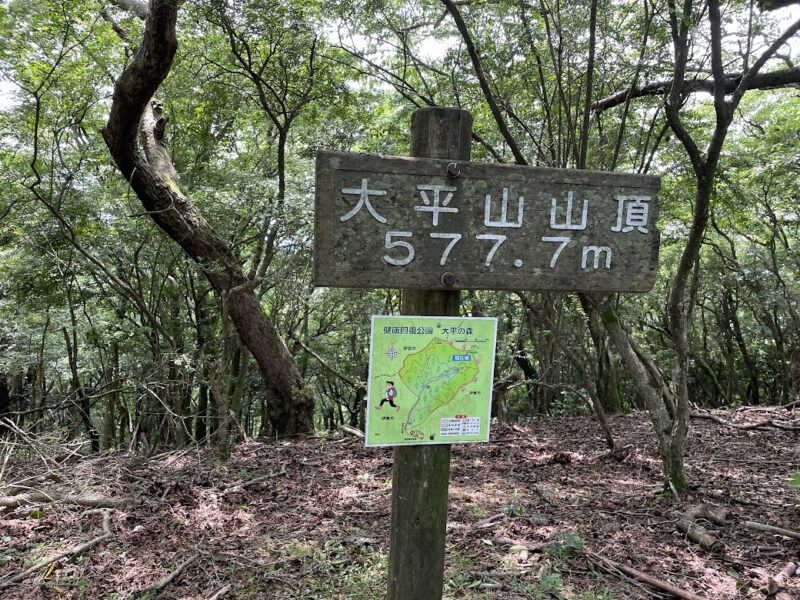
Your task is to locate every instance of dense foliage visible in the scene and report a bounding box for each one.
[0,0,798,487]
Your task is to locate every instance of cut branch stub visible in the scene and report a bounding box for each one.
[676,517,724,552]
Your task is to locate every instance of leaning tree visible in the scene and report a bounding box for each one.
[101,0,316,435]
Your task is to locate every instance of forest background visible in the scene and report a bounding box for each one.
[1,0,800,495]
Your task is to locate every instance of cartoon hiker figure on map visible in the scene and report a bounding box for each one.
[379,381,400,411]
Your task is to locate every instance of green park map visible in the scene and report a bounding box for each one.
[365,316,498,447]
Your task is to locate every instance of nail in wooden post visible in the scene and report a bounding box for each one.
[387,107,473,600]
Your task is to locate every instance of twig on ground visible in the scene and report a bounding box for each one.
[742,520,800,540]
[135,553,198,597]
[586,549,705,600]
[588,556,664,598]
[474,513,506,530]
[0,510,113,589]
[691,411,800,431]
[0,490,128,508]
[339,424,365,439]
[207,584,232,600]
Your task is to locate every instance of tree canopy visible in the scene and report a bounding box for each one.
[0,0,798,489]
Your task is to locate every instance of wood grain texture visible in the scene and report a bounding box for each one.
[386,107,470,600]
[315,151,661,292]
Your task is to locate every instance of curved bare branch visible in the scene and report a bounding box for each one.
[594,67,800,113]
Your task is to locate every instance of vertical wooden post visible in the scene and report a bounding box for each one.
[387,107,473,600]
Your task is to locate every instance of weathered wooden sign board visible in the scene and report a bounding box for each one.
[315,151,661,292]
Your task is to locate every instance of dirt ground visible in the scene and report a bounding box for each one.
[1,408,799,599]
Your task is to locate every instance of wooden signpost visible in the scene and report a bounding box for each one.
[313,107,661,600]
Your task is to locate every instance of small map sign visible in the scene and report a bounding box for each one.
[365,315,498,447]
[315,151,661,292]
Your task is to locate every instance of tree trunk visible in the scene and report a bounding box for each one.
[580,294,623,413]
[724,291,759,404]
[196,375,209,444]
[62,327,100,452]
[100,1,313,436]
[600,302,687,489]
[0,375,10,437]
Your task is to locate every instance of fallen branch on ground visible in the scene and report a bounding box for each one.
[339,424,365,439]
[768,561,798,596]
[743,520,800,540]
[491,537,552,553]
[207,584,232,600]
[676,517,723,551]
[0,490,128,509]
[586,549,705,600]
[0,510,113,589]
[134,553,198,597]
[691,411,800,431]
[675,504,727,551]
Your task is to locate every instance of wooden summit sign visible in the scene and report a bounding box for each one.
[315,151,661,292]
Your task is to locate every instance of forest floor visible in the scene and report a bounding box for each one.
[1,408,799,599]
